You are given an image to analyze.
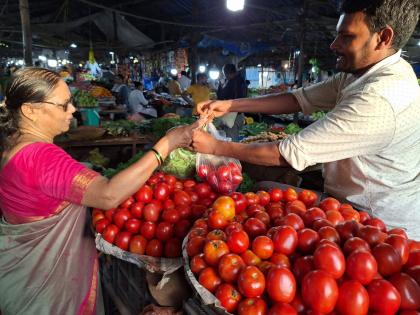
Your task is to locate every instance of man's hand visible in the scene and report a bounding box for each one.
[196,99,232,118]
[191,129,219,155]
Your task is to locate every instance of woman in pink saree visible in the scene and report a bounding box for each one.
[0,68,195,315]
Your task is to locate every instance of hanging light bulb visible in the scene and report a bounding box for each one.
[226,0,245,12]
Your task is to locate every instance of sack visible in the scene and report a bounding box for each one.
[196,123,243,195]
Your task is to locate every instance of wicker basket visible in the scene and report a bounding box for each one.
[67,126,106,141]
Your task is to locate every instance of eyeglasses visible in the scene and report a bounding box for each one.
[42,96,74,112]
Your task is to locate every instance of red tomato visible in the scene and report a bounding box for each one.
[270,252,291,268]
[142,202,161,222]
[240,250,262,266]
[208,210,229,230]
[124,218,141,234]
[318,226,341,245]
[145,239,163,257]
[292,256,315,285]
[153,182,170,201]
[194,182,212,198]
[365,218,387,232]
[367,279,401,315]
[161,208,180,223]
[175,205,190,220]
[130,202,144,219]
[187,190,199,203]
[183,179,196,189]
[335,280,369,315]
[336,220,360,241]
[119,196,134,209]
[319,197,341,212]
[253,210,270,226]
[314,243,345,279]
[92,212,106,226]
[297,228,320,254]
[227,229,249,254]
[359,210,371,223]
[303,207,327,227]
[343,237,370,256]
[218,253,246,283]
[266,266,296,303]
[215,283,242,313]
[245,192,260,206]
[252,236,274,260]
[243,218,267,239]
[155,222,174,242]
[206,229,226,242]
[225,222,243,235]
[238,298,267,315]
[312,218,334,231]
[285,200,307,217]
[140,221,156,240]
[279,213,305,231]
[272,225,298,255]
[372,243,402,277]
[405,250,420,269]
[256,191,270,206]
[346,250,378,285]
[164,238,181,258]
[341,207,361,222]
[163,174,176,186]
[172,190,192,206]
[325,210,344,226]
[134,185,153,203]
[290,292,306,314]
[114,231,132,251]
[266,204,284,222]
[389,273,420,310]
[129,235,147,255]
[95,218,110,233]
[199,267,222,293]
[298,189,318,207]
[388,228,408,239]
[216,165,231,181]
[399,311,420,315]
[246,204,265,217]
[203,239,230,266]
[269,188,283,202]
[197,165,211,179]
[190,253,207,274]
[268,303,297,315]
[230,192,249,213]
[302,270,338,314]
[213,196,235,221]
[113,209,132,228]
[237,265,266,298]
[385,234,410,265]
[104,209,115,222]
[358,225,388,247]
[283,187,298,203]
[405,266,420,285]
[173,180,183,191]
[162,199,175,211]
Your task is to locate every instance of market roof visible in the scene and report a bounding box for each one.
[0,0,419,64]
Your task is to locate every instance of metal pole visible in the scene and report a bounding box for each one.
[19,0,32,66]
[294,0,307,123]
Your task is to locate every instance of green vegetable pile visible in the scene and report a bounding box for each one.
[102,120,141,137]
[237,172,256,193]
[284,123,302,135]
[239,122,268,137]
[161,148,196,178]
[139,117,196,138]
[72,90,97,108]
[87,148,109,167]
[102,151,145,178]
[310,111,327,120]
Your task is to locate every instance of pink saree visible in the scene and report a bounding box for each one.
[0,142,103,315]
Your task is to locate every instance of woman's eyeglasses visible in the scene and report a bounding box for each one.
[42,97,74,112]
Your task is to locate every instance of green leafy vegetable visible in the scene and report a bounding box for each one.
[102,151,145,178]
[72,89,97,108]
[239,122,268,137]
[237,172,255,193]
[161,148,196,178]
[102,120,141,137]
[310,111,327,120]
[284,123,302,135]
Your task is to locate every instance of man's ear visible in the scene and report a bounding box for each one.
[376,26,394,50]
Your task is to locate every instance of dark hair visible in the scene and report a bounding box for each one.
[181,71,187,76]
[116,74,124,80]
[133,81,143,89]
[0,67,61,154]
[196,73,207,81]
[223,64,237,75]
[340,0,420,50]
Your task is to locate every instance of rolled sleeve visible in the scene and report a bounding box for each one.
[279,91,396,171]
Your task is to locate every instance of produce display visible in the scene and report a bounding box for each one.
[284,123,302,135]
[92,172,220,258]
[72,89,98,108]
[185,188,420,314]
[239,122,269,137]
[240,131,288,144]
[138,116,196,138]
[89,85,112,98]
[102,120,141,137]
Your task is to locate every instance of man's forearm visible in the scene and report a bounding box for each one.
[215,141,290,167]
[230,93,301,115]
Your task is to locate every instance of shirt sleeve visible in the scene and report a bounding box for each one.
[291,73,344,115]
[34,144,99,204]
[278,90,396,171]
[138,91,148,105]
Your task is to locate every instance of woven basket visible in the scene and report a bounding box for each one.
[67,126,106,141]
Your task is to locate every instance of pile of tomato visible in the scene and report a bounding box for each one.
[197,162,243,195]
[186,188,420,315]
[92,172,219,258]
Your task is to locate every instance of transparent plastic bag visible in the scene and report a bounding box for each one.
[161,148,196,179]
[196,123,243,195]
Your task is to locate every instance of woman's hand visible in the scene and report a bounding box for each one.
[196,100,232,118]
[165,122,197,150]
[191,129,219,154]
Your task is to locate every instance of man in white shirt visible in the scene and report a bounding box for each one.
[179,71,191,91]
[128,81,157,118]
[191,0,420,239]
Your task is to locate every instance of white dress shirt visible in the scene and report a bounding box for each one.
[179,75,191,91]
[278,51,420,239]
[128,90,157,117]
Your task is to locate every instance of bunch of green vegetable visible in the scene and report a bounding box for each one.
[149,117,196,138]
[310,111,327,120]
[87,148,109,167]
[102,151,145,178]
[102,120,141,137]
[72,90,97,108]
[239,122,268,137]
[237,172,256,193]
[161,148,196,178]
[284,123,302,135]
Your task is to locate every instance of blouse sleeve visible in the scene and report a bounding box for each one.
[33,143,99,204]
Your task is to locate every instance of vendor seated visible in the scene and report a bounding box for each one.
[128,81,157,120]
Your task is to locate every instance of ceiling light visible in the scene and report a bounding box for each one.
[70,43,77,48]
[199,65,206,73]
[170,68,178,76]
[209,70,220,80]
[47,59,58,68]
[38,55,47,62]
[226,0,245,11]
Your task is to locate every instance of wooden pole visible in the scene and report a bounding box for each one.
[19,0,32,66]
[294,0,307,123]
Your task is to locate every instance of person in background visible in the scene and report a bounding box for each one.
[128,81,157,119]
[0,67,195,314]
[167,75,182,96]
[216,64,247,140]
[193,0,420,239]
[111,74,129,107]
[179,70,191,91]
[182,73,210,115]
